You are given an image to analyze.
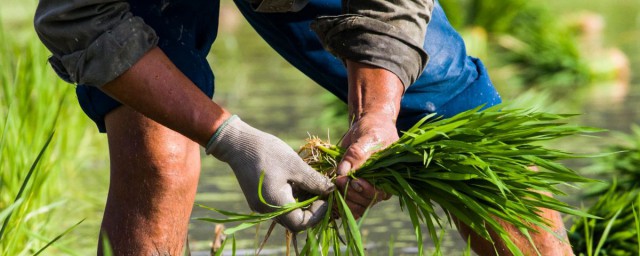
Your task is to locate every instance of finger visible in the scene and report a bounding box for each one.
[359,181,391,202]
[346,200,366,220]
[291,160,335,196]
[350,179,379,200]
[381,190,392,200]
[336,160,351,176]
[337,176,381,201]
[343,189,372,209]
[337,143,371,176]
[335,177,377,208]
[337,175,391,201]
[340,132,353,148]
[276,200,328,232]
[335,176,350,191]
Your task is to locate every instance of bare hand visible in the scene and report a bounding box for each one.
[335,60,404,219]
[336,113,396,218]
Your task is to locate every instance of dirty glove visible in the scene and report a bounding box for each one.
[206,115,335,232]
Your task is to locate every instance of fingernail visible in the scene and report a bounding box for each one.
[337,161,351,176]
[351,181,363,193]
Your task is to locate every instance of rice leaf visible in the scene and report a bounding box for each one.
[404,197,425,255]
[258,171,285,209]
[634,204,640,256]
[232,235,237,256]
[213,234,228,256]
[336,192,365,256]
[101,232,114,256]
[594,209,623,256]
[0,131,54,241]
[33,218,85,256]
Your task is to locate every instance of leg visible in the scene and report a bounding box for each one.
[456,203,574,255]
[98,105,201,255]
[68,2,217,254]
[452,165,574,255]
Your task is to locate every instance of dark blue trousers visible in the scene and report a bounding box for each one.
[76,0,501,132]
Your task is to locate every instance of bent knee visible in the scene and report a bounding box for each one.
[105,109,201,182]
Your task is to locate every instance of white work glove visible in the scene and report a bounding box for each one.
[206,115,335,232]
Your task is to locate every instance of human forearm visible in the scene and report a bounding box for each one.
[345,61,403,122]
[101,47,231,146]
[337,60,403,174]
[333,61,402,217]
[34,1,225,144]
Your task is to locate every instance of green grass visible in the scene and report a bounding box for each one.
[584,125,640,197]
[0,18,108,255]
[441,0,626,101]
[568,125,640,256]
[570,185,640,256]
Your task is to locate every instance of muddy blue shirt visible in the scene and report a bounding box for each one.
[34,0,434,89]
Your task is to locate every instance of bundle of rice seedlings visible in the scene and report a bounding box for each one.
[569,183,640,256]
[199,104,598,256]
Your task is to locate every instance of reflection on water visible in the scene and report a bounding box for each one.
[189,1,639,254]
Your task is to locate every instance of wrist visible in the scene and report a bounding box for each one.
[206,115,253,161]
[345,60,403,123]
[356,111,398,124]
[206,115,239,150]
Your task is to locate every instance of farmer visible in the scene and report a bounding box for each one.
[34,0,574,255]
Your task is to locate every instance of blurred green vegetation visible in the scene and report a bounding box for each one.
[570,185,640,256]
[569,125,640,255]
[441,0,625,100]
[584,126,640,197]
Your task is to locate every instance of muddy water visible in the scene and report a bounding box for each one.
[188,1,640,254]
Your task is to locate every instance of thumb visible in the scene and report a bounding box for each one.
[277,200,329,232]
[337,142,371,176]
[292,163,335,196]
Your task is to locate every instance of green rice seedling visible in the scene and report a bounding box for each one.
[585,125,640,198]
[0,17,106,254]
[101,233,115,256]
[200,104,598,256]
[569,184,640,256]
[33,219,85,256]
[568,126,640,255]
[0,131,85,255]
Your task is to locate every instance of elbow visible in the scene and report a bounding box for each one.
[33,12,54,37]
[33,7,48,35]
[33,1,135,55]
[33,10,50,42]
[33,5,65,54]
[34,20,54,49]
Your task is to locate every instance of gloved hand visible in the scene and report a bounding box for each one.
[206,115,335,232]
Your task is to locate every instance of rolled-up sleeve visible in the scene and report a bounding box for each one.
[310,0,434,89]
[34,0,158,87]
